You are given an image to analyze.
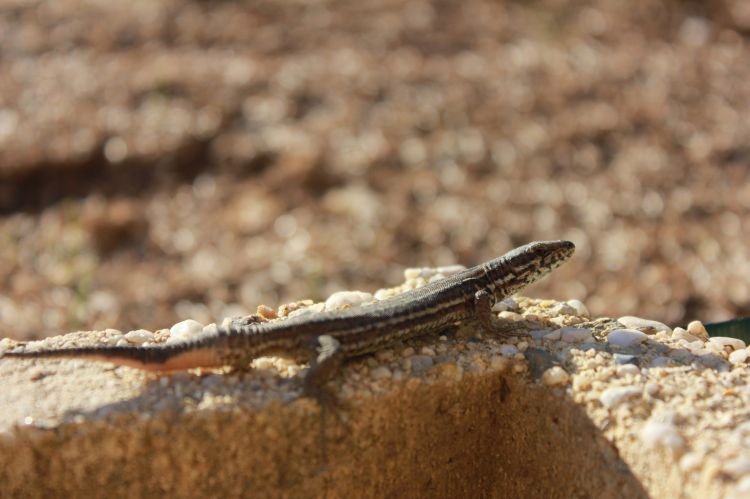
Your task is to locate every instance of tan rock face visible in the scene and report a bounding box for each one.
[1,296,747,498]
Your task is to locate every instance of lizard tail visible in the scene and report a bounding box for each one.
[3,340,223,372]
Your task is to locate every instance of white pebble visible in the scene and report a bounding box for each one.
[542,366,570,386]
[551,302,577,316]
[116,339,129,347]
[499,344,519,357]
[288,302,325,318]
[729,349,749,364]
[708,336,746,351]
[373,289,392,300]
[737,476,750,493]
[723,457,750,478]
[671,327,699,342]
[168,319,204,343]
[607,329,648,347]
[492,297,518,312]
[420,346,436,357]
[618,316,672,335]
[640,420,685,451]
[325,291,375,310]
[600,386,641,408]
[616,364,640,377]
[686,320,709,340]
[679,452,703,472]
[566,299,590,317]
[370,366,392,380]
[560,327,594,343]
[685,340,706,352]
[497,311,523,321]
[403,268,423,280]
[124,329,154,344]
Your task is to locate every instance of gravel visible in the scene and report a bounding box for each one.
[607,329,648,347]
[2,288,750,496]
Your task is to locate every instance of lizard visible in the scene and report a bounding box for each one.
[3,240,575,400]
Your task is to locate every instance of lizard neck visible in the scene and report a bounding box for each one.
[481,240,575,300]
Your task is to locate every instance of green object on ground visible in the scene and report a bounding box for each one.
[705,317,750,344]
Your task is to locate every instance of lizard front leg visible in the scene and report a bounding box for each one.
[473,290,530,338]
[302,335,349,462]
[302,334,344,403]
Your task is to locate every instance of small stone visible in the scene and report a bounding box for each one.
[640,420,685,451]
[613,354,640,366]
[373,289,394,301]
[560,327,594,343]
[497,311,523,321]
[548,316,568,327]
[616,364,640,377]
[685,340,706,352]
[650,356,673,368]
[566,299,590,317]
[492,297,518,312]
[737,476,750,493]
[420,346,436,357]
[729,349,748,364]
[325,291,375,310]
[287,302,325,318]
[168,319,205,343]
[671,327,699,342]
[723,457,750,478]
[600,386,641,408]
[686,320,709,340]
[116,339,128,347]
[607,329,648,347]
[543,330,561,341]
[618,316,672,335]
[668,349,694,363]
[370,366,392,380]
[408,355,434,374]
[679,452,702,472]
[542,366,570,386]
[277,300,313,317]
[499,344,519,357]
[124,329,154,344]
[708,336,746,351]
[401,347,415,357]
[256,304,277,320]
[551,302,577,316]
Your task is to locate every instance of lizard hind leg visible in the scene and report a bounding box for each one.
[302,335,350,462]
[473,290,530,339]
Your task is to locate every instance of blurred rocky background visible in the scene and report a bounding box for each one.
[1,0,749,340]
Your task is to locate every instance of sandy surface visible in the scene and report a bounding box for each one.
[1,0,750,341]
[1,289,748,498]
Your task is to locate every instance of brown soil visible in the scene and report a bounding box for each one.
[1,0,749,340]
